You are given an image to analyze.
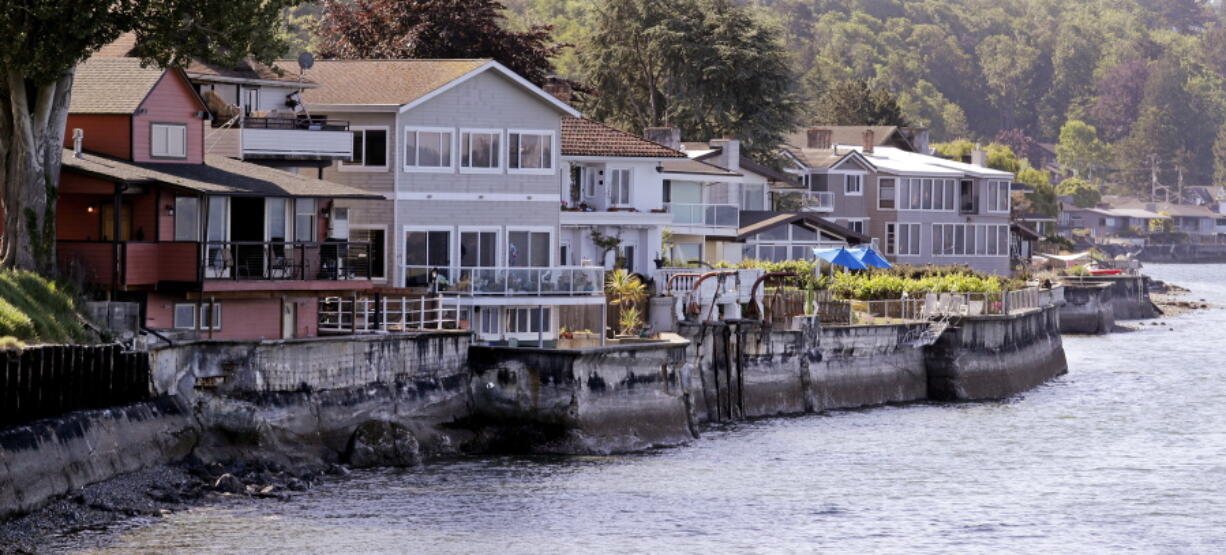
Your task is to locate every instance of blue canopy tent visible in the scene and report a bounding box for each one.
[814,247,868,276]
[848,246,893,269]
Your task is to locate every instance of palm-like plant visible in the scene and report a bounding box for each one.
[606,269,647,335]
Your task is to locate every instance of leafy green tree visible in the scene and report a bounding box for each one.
[986,143,1020,173]
[317,0,567,86]
[0,0,295,271]
[976,34,1041,131]
[1015,166,1058,217]
[580,0,798,157]
[1214,124,1226,185]
[1055,120,1110,180]
[1057,177,1101,208]
[811,79,907,126]
[932,139,974,160]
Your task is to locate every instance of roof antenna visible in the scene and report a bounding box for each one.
[295,52,315,121]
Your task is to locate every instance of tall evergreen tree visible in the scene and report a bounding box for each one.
[810,80,907,127]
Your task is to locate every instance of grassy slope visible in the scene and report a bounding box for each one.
[0,270,94,344]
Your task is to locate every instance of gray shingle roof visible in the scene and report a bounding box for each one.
[69,58,166,114]
[62,149,384,199]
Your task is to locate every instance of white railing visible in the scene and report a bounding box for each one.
[831,287,1058,325]
[802,191,835,212]
[319,295,459,333]
[406,266,605,296]
[667,203,739,228]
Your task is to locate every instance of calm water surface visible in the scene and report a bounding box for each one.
[57,264,1226,553]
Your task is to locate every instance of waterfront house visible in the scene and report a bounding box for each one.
[781,127,1015,275]
[56,58,384,340]
[279,59,604,345]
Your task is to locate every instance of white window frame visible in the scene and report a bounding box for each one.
[150,123,187,159]
[844,173,864,196]
[503,306,553,340]
[986,180,1012,213]
[458,226,502,268]
[889,222,922,257]
[878,178,897,210]
[505,225,554,267]
[402,126,455,173]
[459,128,503,174]
[930,223,1010,257]
[350,224,388,281]
[607,168,632,207]
[200,303,222,331]
[403,225,455,287]
[339,125,390,173]
[507,129,556,175]
[174,196,200,241]
[842,218,867,235]
[559,240,572,266]
[173,304,197,330]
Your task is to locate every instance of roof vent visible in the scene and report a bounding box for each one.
[72,128,83,159]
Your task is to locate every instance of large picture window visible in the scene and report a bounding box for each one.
[507,230,550,267]
[986,180,1011,213]
[174,197,200,241]
[508,131,553,172]
[931,223,1009,256]
[461,129,501,172]
[897,178,956,211]
[888,223,922,256]
[342,127,388,169]
[404,128,452,171]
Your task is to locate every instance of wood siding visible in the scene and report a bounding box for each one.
[132,72,205,164]
[64,115,132,160]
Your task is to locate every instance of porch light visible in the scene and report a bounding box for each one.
[166,204,175,216]
[87,203,95,214]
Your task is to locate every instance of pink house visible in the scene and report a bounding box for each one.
[56,58,384,340]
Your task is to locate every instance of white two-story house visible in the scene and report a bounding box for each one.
[283,59,604,345]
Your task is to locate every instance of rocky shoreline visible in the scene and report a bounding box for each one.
[0,456,353,553]
[1150,280,1212,319]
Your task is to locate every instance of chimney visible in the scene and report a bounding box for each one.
[709,137,740,172]
[542,76,573,103]
[644,127,681,150]
[862,129,875,154]
[806,128,832,149]
[72,128,83,158]
[971,144,986,167]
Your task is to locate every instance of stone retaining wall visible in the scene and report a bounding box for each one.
[926,306,1068,401]
[1059,275,1157,320]
[1059,283,1115,334]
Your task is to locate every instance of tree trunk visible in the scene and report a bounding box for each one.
[1,68,75,273]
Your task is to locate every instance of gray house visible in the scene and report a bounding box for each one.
[284,59,603,345]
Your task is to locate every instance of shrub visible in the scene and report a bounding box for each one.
[0,270,94,344]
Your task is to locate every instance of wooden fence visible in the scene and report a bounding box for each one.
[0,344,151,429]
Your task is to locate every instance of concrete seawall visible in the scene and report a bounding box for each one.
[467,337,694,454]
[1060,275,1158,320]
[0,397,196,520]
[925,307,1068,401]
[1059,283,1116,334]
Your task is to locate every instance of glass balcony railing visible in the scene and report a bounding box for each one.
[405,266,605,296]
[667,203,739,228]
[802,192,835,212]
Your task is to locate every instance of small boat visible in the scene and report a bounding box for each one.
[1089,268,1123,276]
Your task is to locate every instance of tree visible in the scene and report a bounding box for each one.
[932,139,974,160]
[1057,177,1101,208]
[994,129,1035,166]
[580,0,798,157]
[0,0,294,271]
[986,143,1020,173]
[1055,120,1110,180]
[811,79,907,127]
[605,269,647,335]
[1214,124,1226,185]
[316,0,567,86]
[1088,59,1150,142]
[976,34,1040,130]
[1015,166,1058,217]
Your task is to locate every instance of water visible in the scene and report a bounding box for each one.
[57,264,1226,554]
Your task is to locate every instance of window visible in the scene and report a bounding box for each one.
[404,128,453,171]
[742,183,766,211]
[350,227,386,280]
[461,129,501,171]
[460,230,498,267]
[931,224,1009,257]
[879,178,896,210]
[844,219,866,234]
[888,223,921,256]
[559,241,571,266]
[343,127,388,169]
[506,307,550,334]
[200,303,222,330]
[174,197,199,241]
[897,178,956,211]
[608,168,631,206]
[241,87,259,115]
[508,131,553,172]
[620,243,636,273]
[479,308,500,336]
[508,230,550,267]
[173,304,196,329]
[986,181,1011,213]
[294,199,315,242]
[405,229,451,287]
[960,180,977,213]
[329,207,350,240]
[267,198,287,243]
[585,168,598,198]
[845,174,863,195]
[677,243,702,264]
[151,123,187,159]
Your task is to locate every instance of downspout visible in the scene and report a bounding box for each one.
[111,182,127,298]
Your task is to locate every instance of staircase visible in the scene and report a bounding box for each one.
[908,316,950,348]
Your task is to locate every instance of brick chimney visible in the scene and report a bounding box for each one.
[645,127,681,150]
[806,128,832,149]
[542,76,573,103]
[862,129,875,154]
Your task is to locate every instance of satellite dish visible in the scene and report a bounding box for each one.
[297,52,315,71]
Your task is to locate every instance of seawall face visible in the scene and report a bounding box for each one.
[467,339,694,454]
[926,306,1068,401]
[0,397,196,520]
[811,324,929,410]
[1059,283,1115,334]
[1060,276,1158,320]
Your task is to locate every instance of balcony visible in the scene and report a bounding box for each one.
[800,192,835,213]
[408,266,605,297]
[59,241,199,287]
[209,117,353,161]
[667,203,739,228]
[202,241,371,281]
[559,207,673,227]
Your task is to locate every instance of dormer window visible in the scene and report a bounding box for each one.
[151,123,187,159]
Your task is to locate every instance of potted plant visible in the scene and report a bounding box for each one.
[606,269,648,337]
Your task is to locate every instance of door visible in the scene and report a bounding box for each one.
[229,197,264,278]
[281,300,296,339]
